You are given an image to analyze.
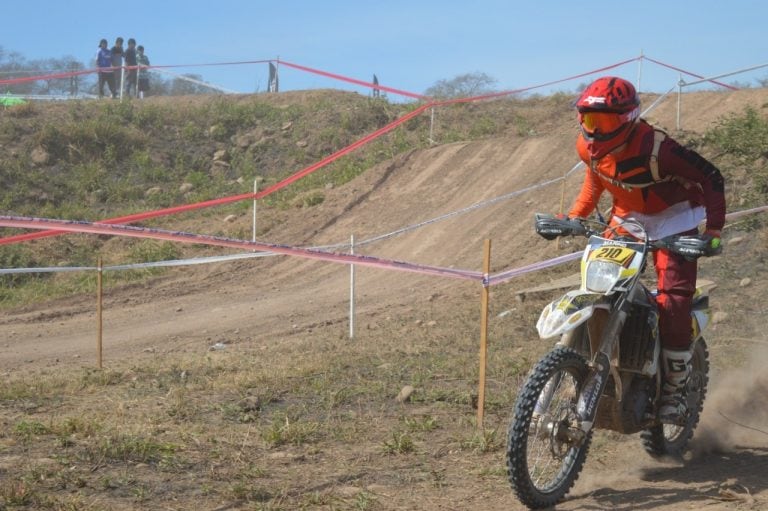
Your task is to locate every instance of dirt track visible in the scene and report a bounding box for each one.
[1,89,767,509]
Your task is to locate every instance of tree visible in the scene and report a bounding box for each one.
[29,56,86,96]
[0,46,219,98]
[424,72,498,99]
[0,46,35,95]
[0,47,92,96]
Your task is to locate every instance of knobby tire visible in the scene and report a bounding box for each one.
[641,338,709,457]
[506,346,592,509]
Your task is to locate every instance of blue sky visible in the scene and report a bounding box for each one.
[3,0,768,99]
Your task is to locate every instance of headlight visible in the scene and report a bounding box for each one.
[585,261,621,293]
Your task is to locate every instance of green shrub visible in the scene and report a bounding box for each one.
[704,106,768,161]
[0,244,43,288]
[703,106,768,206]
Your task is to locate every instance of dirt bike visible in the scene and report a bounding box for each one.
[506,213,718,509]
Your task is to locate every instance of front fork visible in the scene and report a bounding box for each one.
[575,352,612,433]
[576,306,627,432]
[534,307,628,444]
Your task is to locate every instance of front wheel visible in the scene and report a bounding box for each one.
[641,338,709,457]
[506,347,592,509]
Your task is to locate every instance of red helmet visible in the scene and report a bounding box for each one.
[576,77,640,158]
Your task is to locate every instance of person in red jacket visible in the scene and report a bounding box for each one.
[566,76,725,424]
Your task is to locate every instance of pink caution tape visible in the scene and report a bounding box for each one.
[0,104,431,246]
[640,56,738,90]
[0,56,644,246]
[0,60,274,87]
[0,216,483,282]
[278,60,428,100]
[0,205,766,283]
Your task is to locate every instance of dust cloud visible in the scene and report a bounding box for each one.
[692,346,768,456]
[571,459,652,497]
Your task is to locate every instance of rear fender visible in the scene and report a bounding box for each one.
[691,309,710,341]
[691,283,713,340]
[537,290,602,340]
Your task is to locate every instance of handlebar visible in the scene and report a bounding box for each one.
[652,234,721,259]
[534,213,721,260]
[534,213,587,239]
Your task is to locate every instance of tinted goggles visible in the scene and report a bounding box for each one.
[579,112,626,135]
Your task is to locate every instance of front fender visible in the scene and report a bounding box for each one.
[536,290,602,340]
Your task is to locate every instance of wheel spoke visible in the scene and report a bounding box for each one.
[526,369,580,490]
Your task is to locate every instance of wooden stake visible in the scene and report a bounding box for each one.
[477,239,492,429]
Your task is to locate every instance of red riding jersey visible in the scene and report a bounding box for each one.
[569,120,725,234]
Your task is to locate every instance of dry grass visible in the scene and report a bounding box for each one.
[0,284,547,510]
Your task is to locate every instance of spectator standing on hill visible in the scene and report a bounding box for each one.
[111,37,125,95]
[96,39,116,98]
[563,76,725,425]
[136,45,150,99]
[124,38,138,97]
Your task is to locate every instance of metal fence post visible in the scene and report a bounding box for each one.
[349,234,355,339]
[429,107,435,145]
[676,74,684,131]
[252,179,258,244]
[96,257,103,369]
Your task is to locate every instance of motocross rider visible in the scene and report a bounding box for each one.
[564,76,725,424]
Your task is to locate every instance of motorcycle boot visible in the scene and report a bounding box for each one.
[659,348,693,425]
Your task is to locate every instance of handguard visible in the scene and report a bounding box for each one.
[657,234,721,260]
[534,213,587,240]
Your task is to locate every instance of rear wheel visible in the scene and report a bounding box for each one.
[641,338,709,456]
[506,347,592,509]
